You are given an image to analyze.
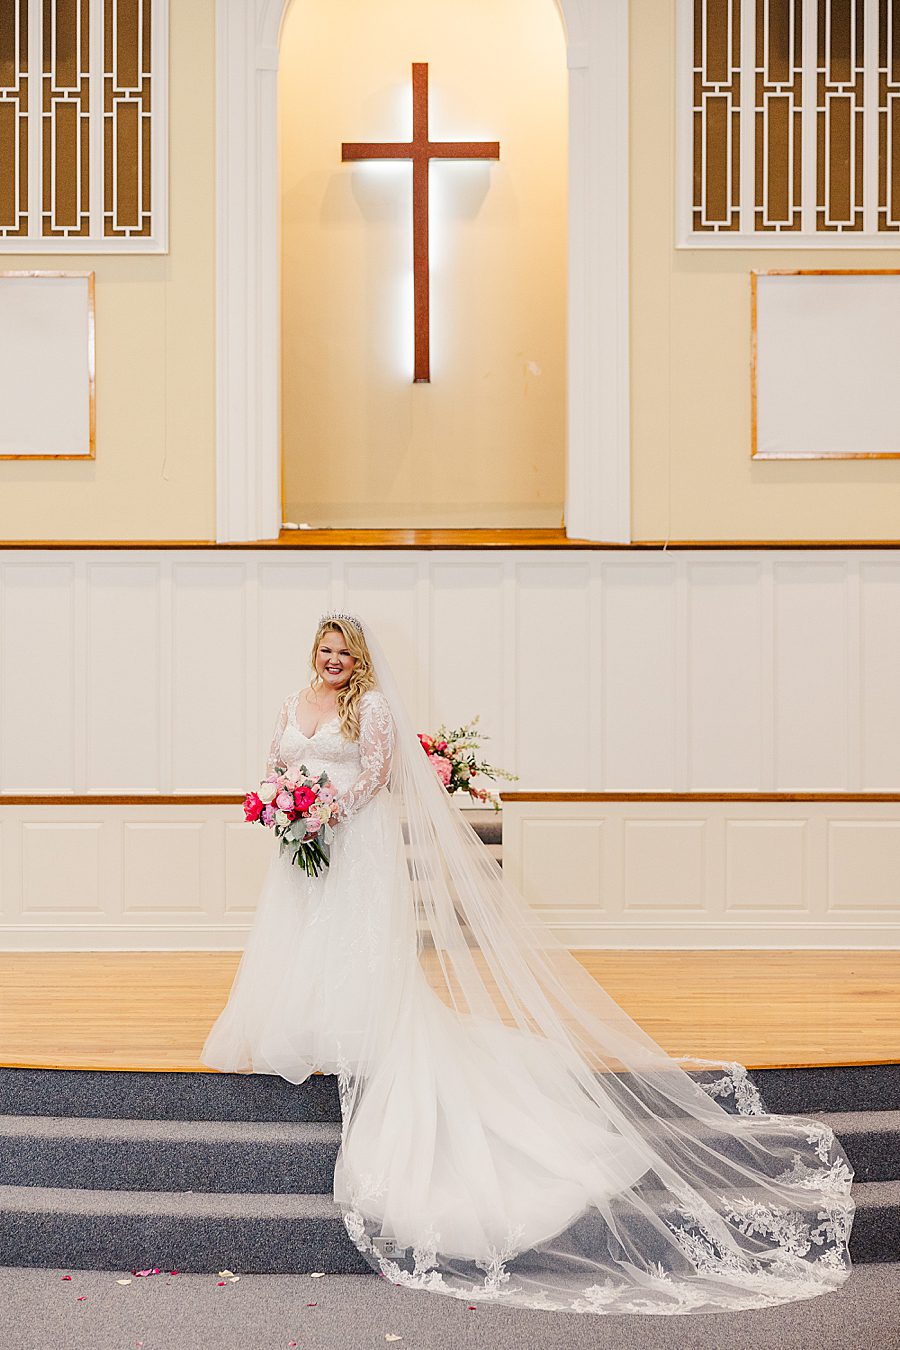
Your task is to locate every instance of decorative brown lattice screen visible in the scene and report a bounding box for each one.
[0,0,161,248]
[689,0,900,238]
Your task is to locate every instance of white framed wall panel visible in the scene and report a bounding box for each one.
[503,800,900,948]
[1,547,900,948]
[4,797,900,949]
[1,549,900,796]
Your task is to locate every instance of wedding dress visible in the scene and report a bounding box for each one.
[201,615,854,1316]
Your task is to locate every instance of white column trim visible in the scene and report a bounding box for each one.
[562,0,632,542]
[215,0,632,543]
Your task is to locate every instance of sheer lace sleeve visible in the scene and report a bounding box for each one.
[335,689,395,821]
[265,694,293,776]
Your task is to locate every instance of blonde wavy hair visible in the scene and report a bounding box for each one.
[308,618,376,742]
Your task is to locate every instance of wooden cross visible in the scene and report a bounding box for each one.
[342,63,500,383]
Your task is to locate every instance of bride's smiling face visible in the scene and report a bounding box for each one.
[315,630,356,690]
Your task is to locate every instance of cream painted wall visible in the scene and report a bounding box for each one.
[278,0,567,529]
[630,0,900,542]
[0,0,216,542]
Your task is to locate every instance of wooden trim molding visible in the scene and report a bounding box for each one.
[500,791,900,803]
[6,792,900,806]
[0,796,244,806]
[2,534,900,551]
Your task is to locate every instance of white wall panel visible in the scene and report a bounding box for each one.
[860,563,900,790]
[21,822,102,914]
[86,563,161,789]
[601,559,678,788]
[502,800,900,949]
[1,562,76,790]
[687,560,764,788]
[171,563,247,791]
[774,561,850,789]
[0,546,899,799]
[827,821,900,911]
[521,817,604,907]
[1,797,899,949]
[622,820,707,910]
[430,561,506,751]
[123,823,206,914]
[517,560,592,787]
[724,820,808,912]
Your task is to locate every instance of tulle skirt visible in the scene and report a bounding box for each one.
[201,794,855,1316]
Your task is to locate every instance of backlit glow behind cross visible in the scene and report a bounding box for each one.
[342,63,500,383]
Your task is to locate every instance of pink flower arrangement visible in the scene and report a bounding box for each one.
[244,764,341,876]
[417,715,518,811]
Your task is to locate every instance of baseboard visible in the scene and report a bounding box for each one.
[2,921,898,951]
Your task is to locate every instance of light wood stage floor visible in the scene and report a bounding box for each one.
[0,950,896,1073]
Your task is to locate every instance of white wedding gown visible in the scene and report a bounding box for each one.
[202,682,854,1316]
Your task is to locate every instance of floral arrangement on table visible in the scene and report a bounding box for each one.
[418,715,518,812]
[243,767,338,876]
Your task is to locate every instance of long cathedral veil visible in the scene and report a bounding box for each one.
[330,613,854,1315]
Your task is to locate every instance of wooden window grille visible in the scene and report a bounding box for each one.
[680,0,900,242]
[0,0,166,251]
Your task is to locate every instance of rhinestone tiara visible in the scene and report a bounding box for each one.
[318,610,363,634]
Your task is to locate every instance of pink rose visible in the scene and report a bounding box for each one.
[306,815,322,834]
[275,790,294,811]
[429,754,452,786]
[243,792,264,822]
[317,784,336,804]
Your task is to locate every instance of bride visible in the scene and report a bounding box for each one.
[201,611,854,1316]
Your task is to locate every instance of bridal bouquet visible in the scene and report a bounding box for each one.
[418,715,518,812]
[243,767,339,877]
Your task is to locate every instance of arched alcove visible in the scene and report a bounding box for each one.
[279,0,567,530]
[215,0,630,542]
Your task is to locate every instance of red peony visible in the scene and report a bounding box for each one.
[293,786,317,812]
[243,792,264,822]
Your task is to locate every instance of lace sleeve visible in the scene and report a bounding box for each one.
[265,694,292,776]
[335,690,395,821]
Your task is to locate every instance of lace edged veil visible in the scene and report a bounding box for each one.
[330,613,854,1315]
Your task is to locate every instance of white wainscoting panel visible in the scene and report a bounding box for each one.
[1,549,899,795]
[503,800,900,948]
[2,548,900,948]
[0,806,273,947]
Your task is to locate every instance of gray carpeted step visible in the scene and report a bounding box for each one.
[752,1064,900,1115]
[3,1107,894,1198]
[0,1183,369,1274]
[3,1063,899,1125]
[0,1067,342,1123]
[810,1110,900,1183]
[0,1116,340,1195]
[847,1180,900,1263]
[0,1178,893,1274]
